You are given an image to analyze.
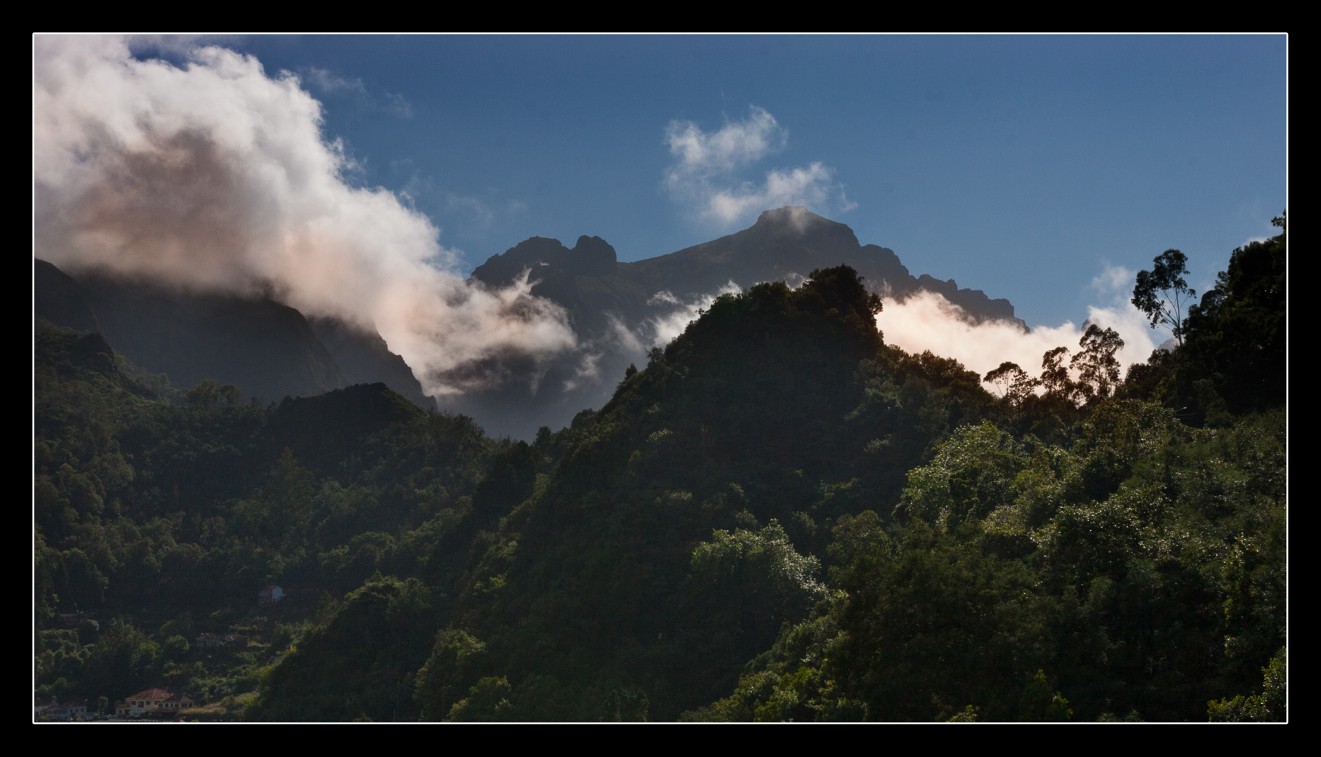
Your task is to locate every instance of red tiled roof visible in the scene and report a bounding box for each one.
[123,688,175,702]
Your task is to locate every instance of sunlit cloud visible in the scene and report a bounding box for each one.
[705,163,855,226]
[878,272,1160,391]
[34,35,575,397]
[665,105,785,173]
[127,34,240,59]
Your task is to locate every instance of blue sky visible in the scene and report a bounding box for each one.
[34,35,1286,397]
[222,34,1286,329]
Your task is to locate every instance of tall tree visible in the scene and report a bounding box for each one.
[1071,325,1124,404]
[1039,346,1073,402]
[1180,213,1286,415]
[983,361,1036,407]
[1132,249,1195,346]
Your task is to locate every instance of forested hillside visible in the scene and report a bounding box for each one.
[33,220,1286,721]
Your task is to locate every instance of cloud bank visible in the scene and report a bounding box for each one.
[663,106,853,226]
[33,36,574,396]
[877,264,1161,392]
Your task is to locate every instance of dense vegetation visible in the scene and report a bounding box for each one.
[33,220,1285,721]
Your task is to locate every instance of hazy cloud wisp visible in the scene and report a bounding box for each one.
[663,106,853,226]
[646,282,743,347]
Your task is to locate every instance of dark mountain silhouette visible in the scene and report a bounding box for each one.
[34,258,101,334]
[474,207,1021,328]
[33,259,431,409]
[306,318,433,409]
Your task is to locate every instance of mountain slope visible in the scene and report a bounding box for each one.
[34,259,430,409]
[421,267,997,719]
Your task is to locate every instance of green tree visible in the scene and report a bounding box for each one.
[894,421,1026,530]
[1179,214,1286,415]
[1208,648,1286,722]
[983,361,1036,407]
[415,629,487,721]
[1132,249,1195,346]
[685,521,824,658]
[1019,669,1073,721]
[1039,346,1073,401]
[1070,325,1124,404]
[447,677,515,722]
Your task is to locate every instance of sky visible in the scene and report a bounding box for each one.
[33,34,1287,398]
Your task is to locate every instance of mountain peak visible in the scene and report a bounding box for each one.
[472,235,619,288]
[570,235,617,275]
[746,206,860,251]
[754,206,830,230]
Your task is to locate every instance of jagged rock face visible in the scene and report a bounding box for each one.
[471,234,618,287]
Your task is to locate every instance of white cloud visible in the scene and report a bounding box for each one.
[663,106,852,227]
[1091,263,1135,298]
[877,289,1159,393]
[705,162,855,226]
[127,34,239,58]
[1088,260,1176,349]
[34,35,575,397]
[781,271,809,289]
[561,314,651,394]
[645,282,742,347]
[647,290,682,307]
[607,313,647,356]
[665,105,785,174]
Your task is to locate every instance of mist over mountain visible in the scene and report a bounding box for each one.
[35,207,1027,438]
[452,206,1023,437]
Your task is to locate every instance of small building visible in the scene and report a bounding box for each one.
[114,688,193,718]
[34,698,89,721]
[258,585,284,604]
